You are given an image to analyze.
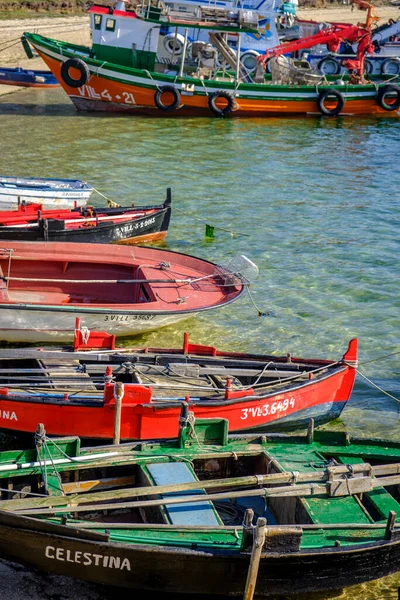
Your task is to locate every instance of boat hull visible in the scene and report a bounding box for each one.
[0,364,355,439]
[0,176,93,210]
[0,305,195,342]
[0,67,59,88]
[0,240,244,342]
[0,512,399,596]
[0,202,171,245]
[24,33,400,118]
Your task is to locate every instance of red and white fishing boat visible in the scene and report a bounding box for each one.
[0,322,357,439]
[0,241,249,342]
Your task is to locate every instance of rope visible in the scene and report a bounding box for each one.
[187,411,202,446]
[144,69,161,91]
[358,349,400,366]
[355,367,400,404]
[0,40,22,54]
[173,206,249,238]
[246,286,269,317]
[91,186,120,207]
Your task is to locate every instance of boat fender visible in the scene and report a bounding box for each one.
[317,56,340,75]
[20,36,34,60]
[364,59,373,75]
[208,91,235,117]
[154,85,181,111]
[316,89,344,116]
[60,58,90,88]
[376,84,400,111]
[381,58,400,76]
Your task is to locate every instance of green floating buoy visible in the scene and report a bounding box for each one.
[205,224,215,239]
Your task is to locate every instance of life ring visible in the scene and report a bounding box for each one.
[163,33,185,56]
[317,56,340,76]
[377,84,400,111]
[381,58,400,75]
[316,89,345,116]
[154,85,180,111]
[240,50,260,72]
[61,58,90,88]
[208,91,235,117]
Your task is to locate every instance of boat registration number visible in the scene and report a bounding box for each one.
[78,85,136,105]
[240,397,295,420]
[104,315,155,322]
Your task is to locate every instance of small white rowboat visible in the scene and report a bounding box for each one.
[0,176,94,210]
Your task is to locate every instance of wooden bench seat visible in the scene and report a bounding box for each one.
[146,462,222,527]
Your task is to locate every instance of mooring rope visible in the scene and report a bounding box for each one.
[173,206,249,238]
[358,349,400,366]
[355,367,400,405]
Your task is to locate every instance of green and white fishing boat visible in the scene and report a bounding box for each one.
[22,0,400,117]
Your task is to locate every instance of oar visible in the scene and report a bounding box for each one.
[4,461,396,513]
[3,274,241,286]
[14,471,400,517]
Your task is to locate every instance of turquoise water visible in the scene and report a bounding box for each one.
[0,87,399,599]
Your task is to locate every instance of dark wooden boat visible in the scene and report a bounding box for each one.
[0,320,357,439]
[0,66,59,88]
[0,189,171,245]
[0,417,399,596]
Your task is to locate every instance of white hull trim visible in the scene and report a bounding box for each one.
[0,308,197,342]
[0,195,89,211]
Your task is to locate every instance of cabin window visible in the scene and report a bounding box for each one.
[105,18,116,31]
[94,14,102,29]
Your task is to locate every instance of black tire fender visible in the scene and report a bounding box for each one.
[364,59,374,75]
[154,85,180,111]
[316,88,345,116]
[381,58,400,76]
[60,58,90,88]
[377,84,400,111]
[208,91,235,117]
[317,56,340,75]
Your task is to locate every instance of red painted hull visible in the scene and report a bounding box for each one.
[0,342,357,440]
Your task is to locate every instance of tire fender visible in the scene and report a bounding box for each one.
[60,58,90,88]
[381,58,400,76]
[154,85,181,111]
[208,91,235,117]
[316,88,345,116]
[377,84,400,111]
[317,56,340,76]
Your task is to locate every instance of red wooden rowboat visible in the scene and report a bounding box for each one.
[0,241,247,342]
[0,322,358,440]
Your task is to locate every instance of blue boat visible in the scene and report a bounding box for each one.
[0,66,59,88]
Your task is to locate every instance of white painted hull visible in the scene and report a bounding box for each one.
[0,197,89,210]
[0,177,93,210]
[0,306,198,342]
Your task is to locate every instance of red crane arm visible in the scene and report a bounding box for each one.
[258,23,366,63]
